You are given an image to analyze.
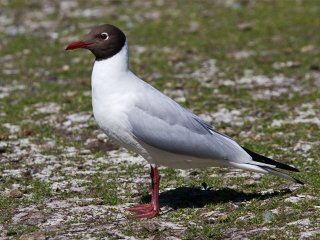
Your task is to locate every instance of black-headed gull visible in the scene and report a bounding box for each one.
[65,24,302,219]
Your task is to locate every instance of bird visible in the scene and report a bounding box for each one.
[65,24,303,219]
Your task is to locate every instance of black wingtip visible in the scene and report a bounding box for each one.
[294,177,305,185]
[242,147,300,172]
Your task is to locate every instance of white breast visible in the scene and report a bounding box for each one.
[92,71,132,143]
[90,46,151,160]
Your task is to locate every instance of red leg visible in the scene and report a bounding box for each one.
[127,164,160,218]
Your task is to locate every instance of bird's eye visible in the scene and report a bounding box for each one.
[100,32,109,40]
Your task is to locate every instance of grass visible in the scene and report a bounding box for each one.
[31,179,53,202]
[86,173,120,205]
[0,0,319,239]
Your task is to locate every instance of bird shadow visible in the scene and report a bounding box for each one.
[141,186,292,210]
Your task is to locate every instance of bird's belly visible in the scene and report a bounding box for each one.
[151,150,230,169]
[138,140,232,169]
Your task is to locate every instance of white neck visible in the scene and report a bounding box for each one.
[91,41,132,104]
[92,41,129,79]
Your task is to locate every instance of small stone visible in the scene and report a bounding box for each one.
[62,65,70,71]
[287,218,310,226]
[42,140,57,150]
[201,210,217,218]
[9,190,23,198]
[300,229,320,239]
[141,222,159,233]
[188,21,200,33]
[300,45,315,53]
[96,133,107,141]
[22,49,31,55]
[79,149,91,155]
[132,45,146,54]
[0,224,7,236]
[218,214,228,222]
[263,211,276,222]
[237,22,253,31]
[237,213,255,221]
[13,211,47,225]
[70,186,86,193]
[232,50,254,60]
[269,234,277,239]
[272,61,300,70]
[244,179,256,186]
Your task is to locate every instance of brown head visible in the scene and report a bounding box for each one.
[65,24,126,61]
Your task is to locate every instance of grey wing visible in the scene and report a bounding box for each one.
[127,85,248,162]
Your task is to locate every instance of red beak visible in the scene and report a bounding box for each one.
[65,41,92,50]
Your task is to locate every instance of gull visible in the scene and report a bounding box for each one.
[65,24,303,219]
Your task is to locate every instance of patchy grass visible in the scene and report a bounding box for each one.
[0,0,319,239]
[6,225,39,239]
[86,173,120,206]
[31,179,53,202]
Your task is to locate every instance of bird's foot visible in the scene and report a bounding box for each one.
[130,209,159,219]
[127,203,153,213]
[127,165,160,219]
[127,203,160,219]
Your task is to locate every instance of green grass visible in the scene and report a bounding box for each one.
[0,0,319,239]
[6,225,39,238]
[86,173,120,206]
[31,179,53,202]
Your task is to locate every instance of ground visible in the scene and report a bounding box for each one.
[0,0,319,239]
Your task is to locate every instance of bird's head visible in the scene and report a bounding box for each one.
[65,24,126,61]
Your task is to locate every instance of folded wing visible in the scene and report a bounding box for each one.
[127,84,250,163]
